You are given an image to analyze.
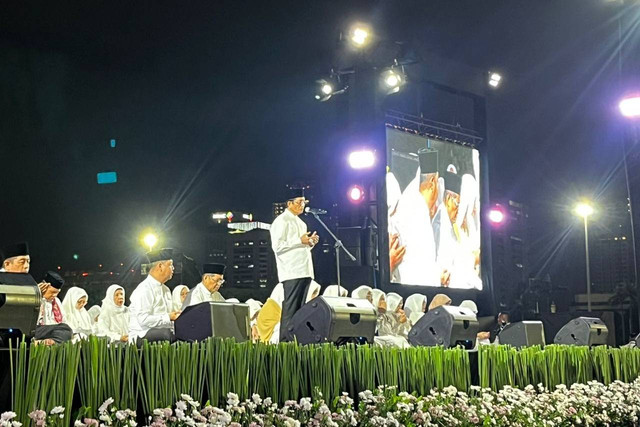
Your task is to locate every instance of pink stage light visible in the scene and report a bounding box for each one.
[348,149,375,169]
[348,185,365,203]
[619,95,640,119]
[488,208,505,224]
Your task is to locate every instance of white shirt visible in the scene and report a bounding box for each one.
[270,209,314,282]
[97,307,130,342]
[128,275,173,340]
[393,169,440,286]
[186,282,225,307]
[37,297,65,326]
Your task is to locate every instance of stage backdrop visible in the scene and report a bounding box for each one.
[385,127,482,290]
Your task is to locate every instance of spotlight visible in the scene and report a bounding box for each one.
[380,68,405,95]
[314,76,346,102]
[349,25,370,47]
[348,185,365,203]
[619,95,640,118]
[143,233,158,252]
[348,149,375,169]
[574,202,594,218]
[488,208,505,224]
[488,71,502,89]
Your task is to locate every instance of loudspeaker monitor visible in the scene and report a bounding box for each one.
[0,273,41,338]
[175,301,250,342]
[498,321,545,348]
[285,296,377,344]
[408,305,479,349]
[553,317,608,346]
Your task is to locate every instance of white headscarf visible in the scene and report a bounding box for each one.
[227,298,240,303]
[270,283,285,308]
[172,285,189,311]
[460,299,478,314]
[405,294,427,326]
[306,281,322,303]
[97,284,130,342]
[371,289,386,314]
[62,287,93,335]
[380,292,408,337]
[245,298,263,321]
[352,285,373,302]
[323,285,348,297]
[87,305,101,323]
[385,293,404,313]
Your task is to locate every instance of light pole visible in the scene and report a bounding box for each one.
[575,202,594,312]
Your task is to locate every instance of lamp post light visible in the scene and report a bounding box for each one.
[143,233,158,253]
[575,202,594,312]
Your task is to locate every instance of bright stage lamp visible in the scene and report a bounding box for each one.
[348,185,365,203]
[574,202,594,218]
[350,26,370,47]
[488,71,502,89]
[143,233,158,252]
[321,83,333,95]
[348,150,375,169]
[315,78,338,102]
[380,69,405,95]
[488,209,505,224]
[619,96,640,118]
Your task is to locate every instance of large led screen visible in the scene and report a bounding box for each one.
[386,128,482,289]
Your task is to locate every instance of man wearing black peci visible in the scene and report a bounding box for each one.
[270,188,319,342]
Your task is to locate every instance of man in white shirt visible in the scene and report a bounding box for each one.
[129,248,181,343]
[34,271,73,345]
[270,189,319,341]
[183,263,226,307]
[1,242,31,273]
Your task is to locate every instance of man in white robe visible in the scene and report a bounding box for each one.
[129,248,180,343]
[393,149,441,286]
[183,263,226,308]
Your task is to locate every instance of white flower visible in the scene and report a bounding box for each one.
[176,409,185,420]
[252,393,262,405]
[263,397,273,407]
[98,398,114,414]
[74,422,83,427]
[0,413,16,422]
[227,392,240,407]
[50,407,65,415]
[300,397,312,411]
[115,411,126,421]
[176,401,187,411]
[181,394,194,402]
[129,422,137,427]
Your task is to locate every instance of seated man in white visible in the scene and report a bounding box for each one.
[183,263,226,308]
[129,248,181,343]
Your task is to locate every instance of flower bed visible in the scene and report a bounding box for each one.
[6,379,640,426]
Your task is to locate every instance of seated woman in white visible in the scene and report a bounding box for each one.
[61,287,94,338]
[375,292,410,348]
[87,305,101,326]
[97,284,130,343]
[352,285,373,305]
[323,285,348,297]
[404,293,427,327]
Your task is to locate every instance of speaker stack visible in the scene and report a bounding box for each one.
[408,305,479,349]
[553,317,608,346]
[285,296,377,344]
[498,321,546,348]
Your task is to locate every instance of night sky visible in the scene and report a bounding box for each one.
[1,1,639,294]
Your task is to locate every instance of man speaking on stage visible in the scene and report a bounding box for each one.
[270,188,319,341]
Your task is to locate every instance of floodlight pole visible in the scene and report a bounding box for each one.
[583,215,592,312]
[308,212,357,296]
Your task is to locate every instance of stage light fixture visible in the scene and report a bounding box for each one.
[380,68,405,95]
[349,25,370,47]
[619,95,640,118]
[575,202,594,218]
[315,75,347,102]
[143,233,158,252]
[488,208,505,224]
[348,149,375,169]
[488,71,502,89]
[348,185,365,203]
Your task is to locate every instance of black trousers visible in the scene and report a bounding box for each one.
[34,324,73,343]
[279,277,312,342]
[137,327,176,346]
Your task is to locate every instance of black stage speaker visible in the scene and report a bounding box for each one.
[408,305,479,349]
[285,296,377,344]
[498,321,546,348]
[175,301,250,342]
[0,273,41,337]
[553,317,608,346]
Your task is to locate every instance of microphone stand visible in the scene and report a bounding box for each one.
[308,212,356,296]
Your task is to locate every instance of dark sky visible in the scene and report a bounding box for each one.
[1,1,639,291]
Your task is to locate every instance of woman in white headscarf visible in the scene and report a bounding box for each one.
[97,284,130,343]
[370,289,387,328]
[257,284,285,344]
[352,285,373,304]
[172,285,189,311]
[323,285,348,297]
[451,174,482,290]
[87,305,101,325]
[404,294,427,327]
[226,298,240,303]
[62,287,94,337]
[374,292,410,348]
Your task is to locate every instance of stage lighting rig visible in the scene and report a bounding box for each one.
[380,64,406,95]
[488,71,502,88]
[314,72,349,102]
[347,24,371,48]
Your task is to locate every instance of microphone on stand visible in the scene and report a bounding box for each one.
[304,207,327,215]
